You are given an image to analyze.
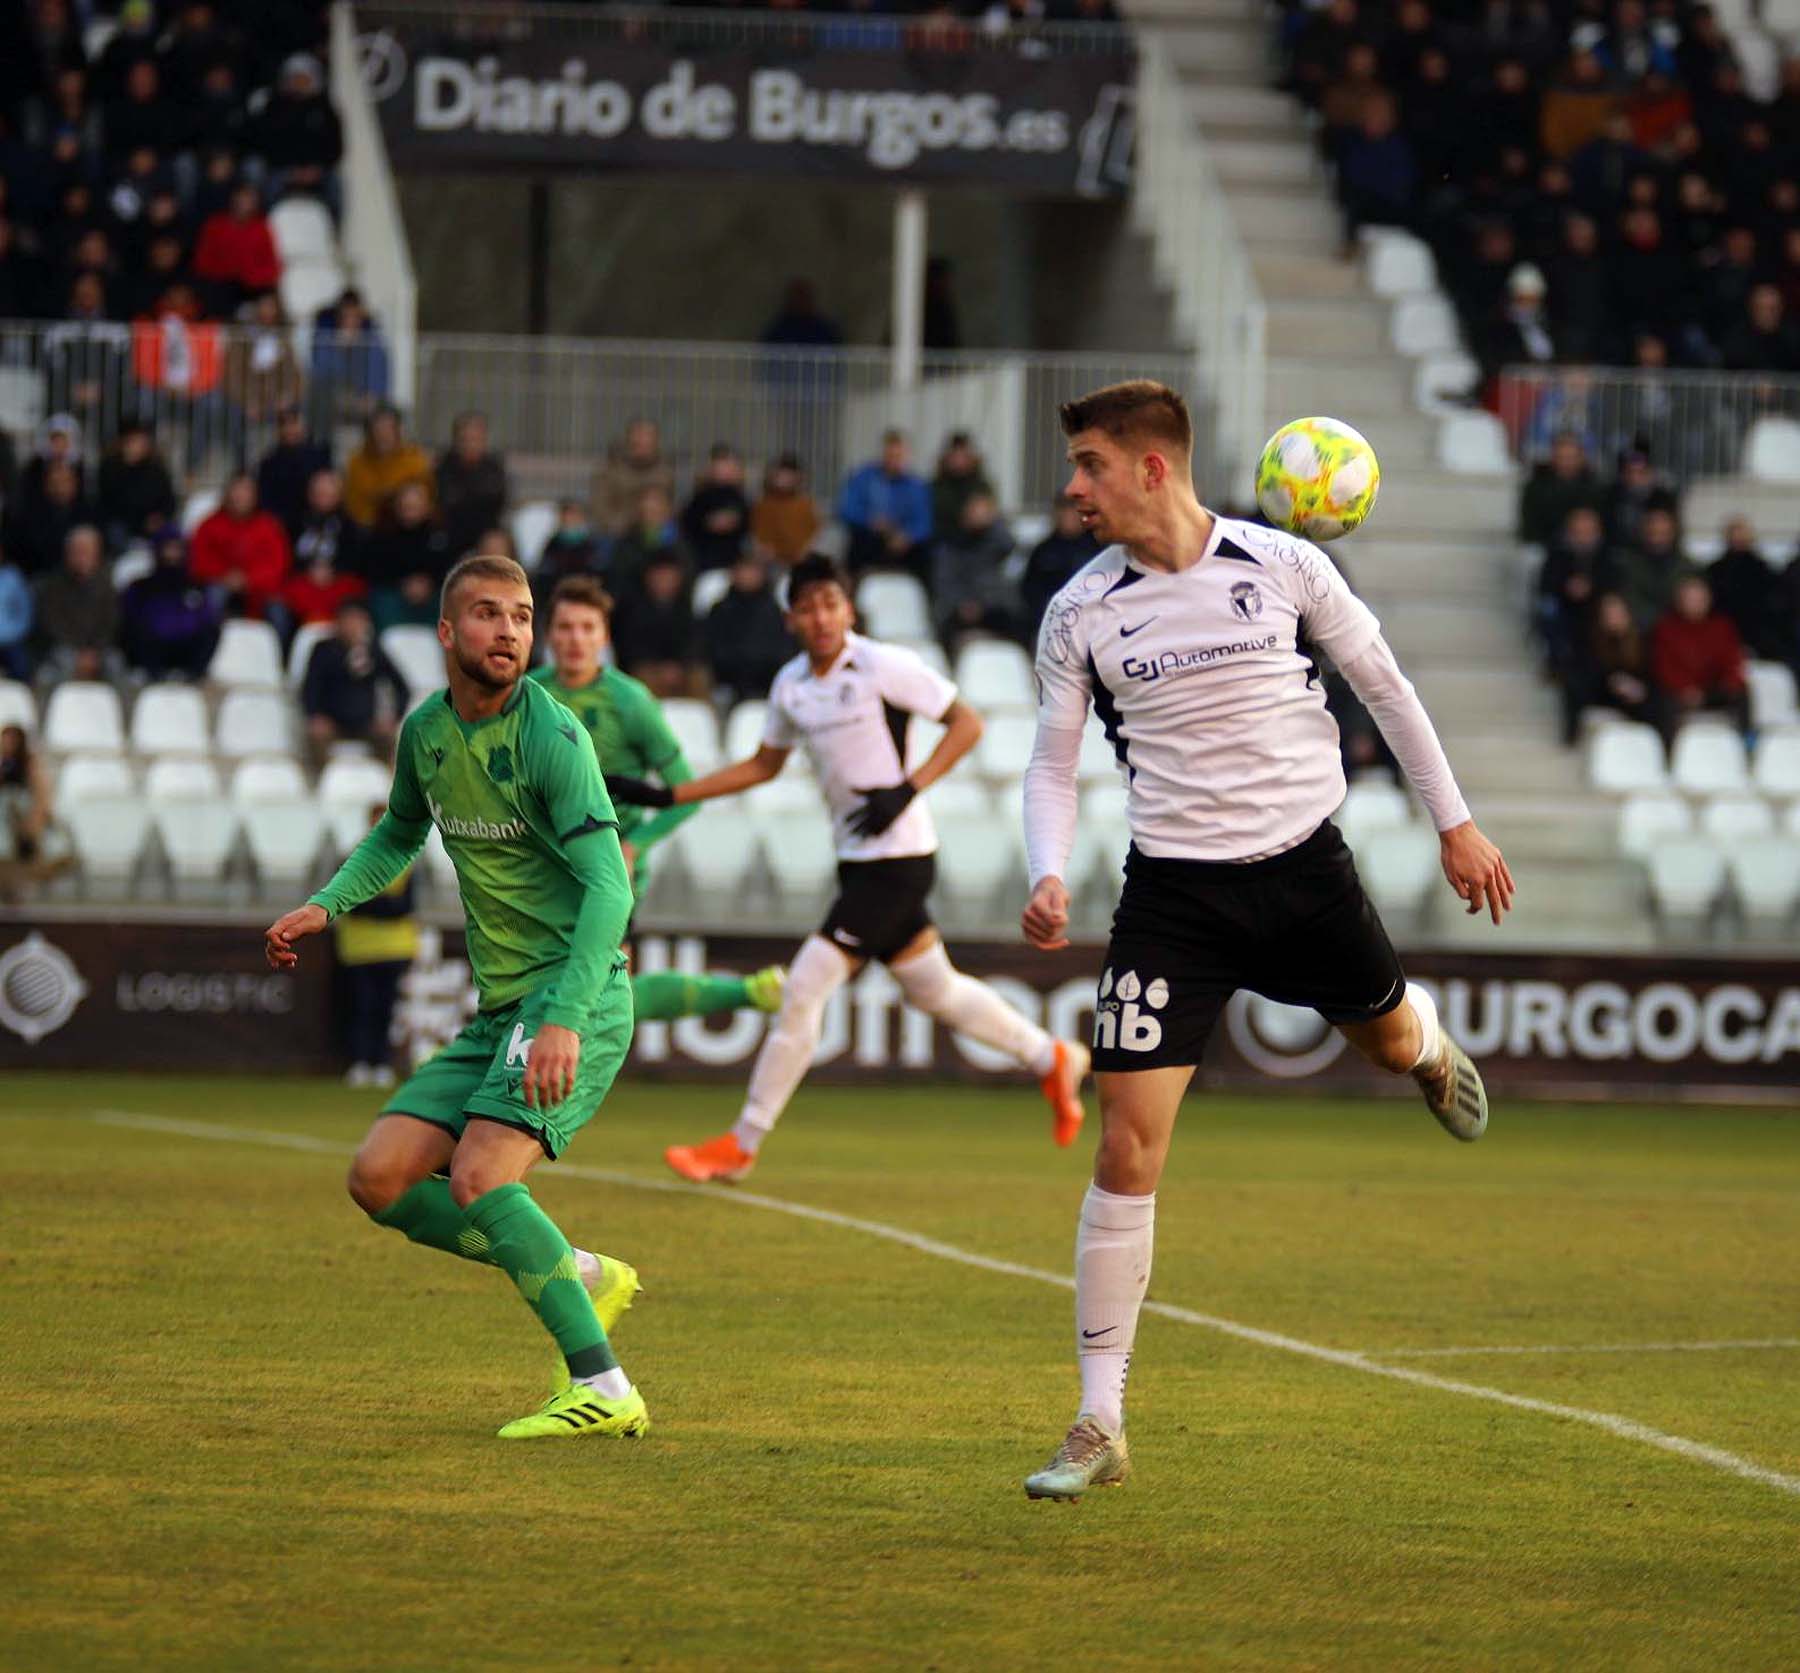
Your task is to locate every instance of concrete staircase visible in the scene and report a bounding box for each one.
[1127,0,1653,947]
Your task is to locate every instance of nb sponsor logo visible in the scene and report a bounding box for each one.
[1094,966,1170,1053]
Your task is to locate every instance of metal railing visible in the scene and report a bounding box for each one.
[1498,364,1800,484]
[0,317,1191,512]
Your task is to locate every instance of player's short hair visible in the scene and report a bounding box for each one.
[1059,380,1193,459]
[549,574,614,621]
[440,553,530,618]
[787,552,852,608]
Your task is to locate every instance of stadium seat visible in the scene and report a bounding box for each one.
[317,754,394,811]
[241,799,327,886]
[1746,660,1799,730]
[976,711,1038,781]
[145,756,224,803]
[906,717,947,774]
[0,365,44,434]
[287,620,335,688]
[1078,723,1123,785]
[656,697,720,771]
[1647,837,1728,916]
[128,683,210,757]
[1390,294,1459,357]
[1699,794,1775,842]
[892,637,951,677]
[509,501,559,570]
[326,804,377,857]
[42,681,126,754]
[956,640,1034,712]
[111,546,154,591]
[380,625,444,701]
[858,572,933,641]
[65,794,150,883]
[208,619,284,688]
[269,198,336,267]
[1616,792,1692,859]
[1011,513,1051,554]
[1364,229,1435,298]
[1787,800,1800,838]
[692,568,731,618]
[1669,723,1749,794]
[1587,721,1667,792]
[753,810,837,896]
[0,678,37,730]
[933,813,1020,904]
[672,812,760,895]
[421,826,459,897]
[231,755,308,804]
[56,753,135,802]
[1336,779,1411,850]
[923,779,993,820]
[1744,416,1800,483]
[280,259,347,327]
[182,489,220,533]
[1730,22,1781,100]
[744,770,818,816]
[724,700,770,760]
[1413,351,1479,416]
[1358,826,1440,915]
[1753,727,1800,797]
[1765,0,1800,34]
[1727,837,1800,920]
[214,689,294,758]
[151,798,240,882]
[1436,411,1512,476]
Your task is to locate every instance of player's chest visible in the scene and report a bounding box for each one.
[784,672,884,739]
[1091,575,1294,700]
[419,733,529,821]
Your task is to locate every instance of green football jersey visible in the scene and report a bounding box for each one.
[311,679,633,1024]
[529,663,699,876]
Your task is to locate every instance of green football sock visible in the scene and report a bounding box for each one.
[374,1177,488,1263]
[631,970,750,1022]
[459,1182,618,1378]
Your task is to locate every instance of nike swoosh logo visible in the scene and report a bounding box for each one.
[1119,618,1157,638]
[1081,1327,1116,1340]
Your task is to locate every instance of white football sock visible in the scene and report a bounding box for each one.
[1405,980,1441,1071]
[732,934,853,1153]
[890,940,1058,1077]
[575,1367,632,1400]
[1075,1183,1156,1432]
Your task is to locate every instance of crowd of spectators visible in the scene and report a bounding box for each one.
[1290,0,1800,391]
[1523,428,1800,742]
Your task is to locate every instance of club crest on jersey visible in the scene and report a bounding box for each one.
[1230,581,1263,622]
[486,745,514,783]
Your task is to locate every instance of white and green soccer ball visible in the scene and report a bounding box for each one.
[1254,416,1381,541]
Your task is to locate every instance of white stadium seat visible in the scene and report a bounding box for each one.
[857,573,933,641]
[976,711,1037,781]
[906,716,946,775]
[660,697,721,770]
[1413,351,1479,416]
[892,638,951,678]
[111,546,154,591]
[744,770,819,816]
[1588,722,1667,793]
[1436,411,1512,476]
[1787,801,1800,838]
[43,681,125,754]
[280,258,347,327]
[241,799,326,886]
[231,755,308,804]
[672,813,760,895]
[955,640,1034,712]
[208,618,284,688]
[129,683,210,757]
[1616,792,1692,860]
[0,678,37,730]
[182,489,220,534]
[1647,837,1728,916]
[421,826,459,896]
[152,798,240,882]
[933,813,1020,903]
[1364,229,1436,298]
[379,625,444,701]
[754,810,837,896]
[1744,416,1800,483]
[0,364,44,435]
[1336,780,1411,851]
[56,753,135,802]
[923,779,993,820]
[693,569,731,618]
[1357,826,1440,915]
[1747,660,1799,729]
[317,754,394,811]
[1390,294,1459,357]
[214,689,293,758]
[509,501,559,570]
[269,198,336,266]
[65,794,150,881]
[145,756,223,803]
[1753,727,1800,797]
[1727,837,1800,920]
[724,700,770,760]
[1763,0,1800,32]
[287,620,336,688]
[1669,723,1749,794]
[327,804,379,857]
[1699,794,1775,842]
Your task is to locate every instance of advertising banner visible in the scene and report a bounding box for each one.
[4,918,1797,1100]
[355,18,1136,194]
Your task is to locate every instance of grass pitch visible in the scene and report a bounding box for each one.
[4,1072,1799,1671]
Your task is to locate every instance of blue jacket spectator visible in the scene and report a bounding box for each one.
[0,552,33,679]
[309,289,390,430]
[839,430,934,578]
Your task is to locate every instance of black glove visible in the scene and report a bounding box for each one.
[605,774,674,809]
[847,782,916,838]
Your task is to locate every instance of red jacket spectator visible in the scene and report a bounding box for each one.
[192,185,283,297]
[190,475,292,618]
[1651,584,1747,701]
[282,563,367,626]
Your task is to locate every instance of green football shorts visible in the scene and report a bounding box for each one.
[383,967,634,1159]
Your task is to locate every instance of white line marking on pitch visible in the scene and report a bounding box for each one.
[1377,1339,1800,1359]
[92,1111,1800,1502]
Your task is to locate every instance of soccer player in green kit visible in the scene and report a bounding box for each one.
[528,574,782,1022]
[264,554,649,1441]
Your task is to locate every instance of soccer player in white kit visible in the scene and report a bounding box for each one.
[1018,382,1514,1500]
[604,554,1091,1182]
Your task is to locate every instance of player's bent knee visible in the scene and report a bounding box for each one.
[1093,1125,1161,1195]
[346,1155,408,1217]
[448,1167,504,1210]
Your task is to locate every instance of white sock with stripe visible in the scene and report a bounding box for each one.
[1075,1183,1156,1432]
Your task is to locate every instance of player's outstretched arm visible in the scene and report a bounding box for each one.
[1439,820,1515,923]
[607,744,790,810]
[269,805,431,967]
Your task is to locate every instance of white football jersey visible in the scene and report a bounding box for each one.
[762,631,958,861]
[1034,515,1382,861]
